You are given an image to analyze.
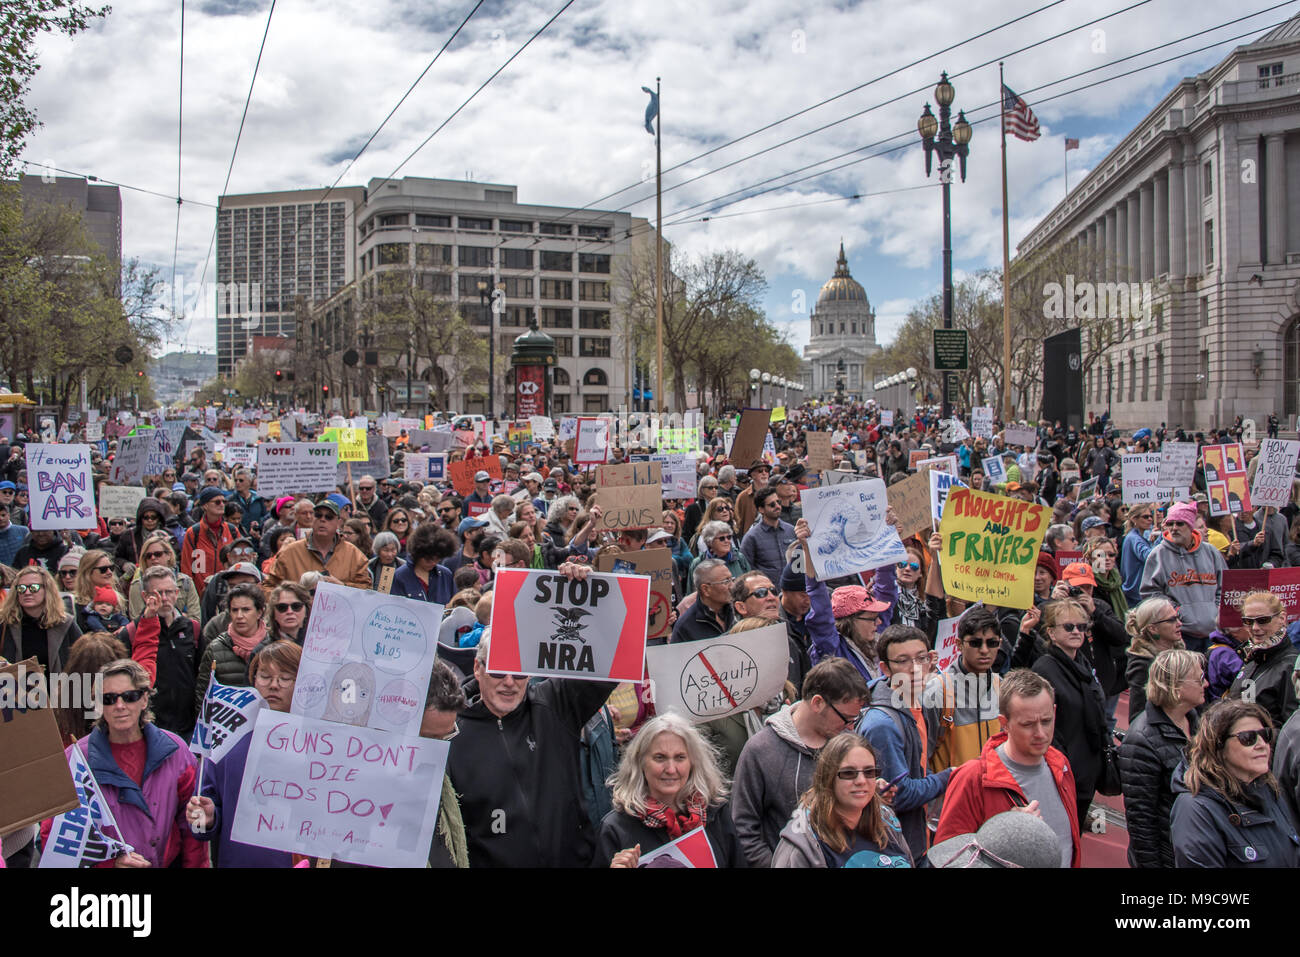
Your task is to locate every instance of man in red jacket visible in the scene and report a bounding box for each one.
[934,669,1081,867]
[180,486,235,595]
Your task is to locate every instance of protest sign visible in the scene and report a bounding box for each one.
[83,420,102,441]
[650,453,698,498]
[1250,439,1300,510]
[407,428,453,452]
[574,418,609,466]
[230,709,448,868]
[771,406,787,423]
[267,419,281,440]
[27,444,95,530]
[941,417,970,444]
[1076,476,1099,500]
[596,547,674,643]
[1120,453,1171,504]
[1158,442,1198,489]
[938,487,1050,609]
[800,478,908,578]
[1004,426,1038,448]
[97,484,145,519]
[0,659,79,835]
[161,418,190,451]
[982,455,1006,486]
[338,433,388,484]
[1219,568,1300,627]
[1053,549,1084,568]
[638,827,718,868]
[594,482,663,532]
[558,416,579,442]
[232,426,259,444]
[645,623,788,723]
[879,409,894,428]
[529,416,555,439]
[506,422,533,450]
[109,431,166,484]
[292,583,441,736]
[934,616,961,674]
[278,416,298,440]
[39,745,133,868]
[448,455,502,496]
[886,467,933,541]
[321,427,368,462]
[405,453,447,482]
[596,462,661,487]
[917,454,958,477]
[488,568,649,681]
[970,407,994,440]
[658,428,700,454]
[728,408,771,466]
[805,431,833,472]
[256,442,339,500]
[821,467,859,486]
[1202,443,1250,515]
[382,419,402,438]
[222,444,258,469]
[930,469,966,525]
[191,675,265,764]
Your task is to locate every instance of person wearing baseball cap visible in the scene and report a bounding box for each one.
[262,497,372,594]
[465,469,494,507]
[1138,501,1226,654]
[804,574,892,684]
[734,459,772,536]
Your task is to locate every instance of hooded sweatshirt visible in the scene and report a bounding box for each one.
[1138,529,1225,639]
[730,703,820,869]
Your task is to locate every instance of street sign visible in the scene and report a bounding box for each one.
[388,380,430,402]
[945,376,960,405]
[932,329,969,371]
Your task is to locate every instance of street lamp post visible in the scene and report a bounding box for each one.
[918,72,972,425]
[750,368,761,406]
[835,358,846,406]
[478,279,494,418]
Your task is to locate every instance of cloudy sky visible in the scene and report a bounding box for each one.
[21,0,1296,361]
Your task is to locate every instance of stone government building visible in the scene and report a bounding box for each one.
[800,244,880,400]
[1016,16,1300,432]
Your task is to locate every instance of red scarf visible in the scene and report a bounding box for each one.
[639,793,707,839]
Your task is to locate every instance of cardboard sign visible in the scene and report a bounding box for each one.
[938,487,1050,610]
[487,568,649,682]
[886,467,934,541]
[728,408,771,466]
[879,409,895,428]
[970,407,994,440]
[291,583,442,736]
[448,456,502,496]
[1219,568,1300,627]
[982,455,1007,486]
[256,442,340,500]
[230,710,448,868]
[645,623,788,723]
[97,484,146,519]
[821,468,859,486]
[799,478,907,578]
[405,453,447,482]
[805,431,833,472]
[594,483,664,532]
[930,469,967,524]
[1158,442,1198,488]
[1250,439,1300,510]
[575,418,609,466]
[596,547,674,643]
[1202,443,1251,516]
[0,659,79,835]
[27,444,95,530]
[1004,426,1038,448]
[596,461,662,488]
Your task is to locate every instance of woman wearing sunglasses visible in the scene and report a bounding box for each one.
[41,658,208,868]
[1032,599,1111,828]
[187,641,301,867]
[686,521,751,593]
[265,583,311,647]
[382,508,414,551]
[689,497,737,553]
[71,549,121,624]
[772,732,912,868]
[1226,591,1300,728]
[0,565,81,674]
[1170,698,1300,867]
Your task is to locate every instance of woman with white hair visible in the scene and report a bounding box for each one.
[686,520,751,591]
[594,712,747,867]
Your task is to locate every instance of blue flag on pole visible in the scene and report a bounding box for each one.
[39,747,133,868]
[190,672,264,765]
[642,86,658,135]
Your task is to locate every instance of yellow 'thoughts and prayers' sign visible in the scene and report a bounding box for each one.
[938,486,1051,610]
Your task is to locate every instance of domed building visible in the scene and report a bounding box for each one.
[800,243,879,399]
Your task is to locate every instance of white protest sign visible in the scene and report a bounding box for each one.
[558,417,579,442]
[405,453,447,482]
[256,442,339,500]
[982,455,1007,486]
[645,623,788,724]
[1004,426,1038,448]
[222,444,258,469]
[488,568,649,682]
[98,485,146,519]
[1250,439,1300,510]
[230,710,447,868]
[574,417,609,466]
[292,583,442,736]
[232,426,259,444]
[27,444,95,530]
[930,470,967,525]
[799,478,908,578]
[280,416,298,440]
[108,432,168,484]
[942,418,970,444]
[879,409,895,428]
[83,421,102,441]
[1120,453,1172,505]
[1158,441,1198,488]
[529,416,555,440]
[971,407,994,440]
[650,453,698,498]
[381,420,402,438]
[934,616,961,673]
[916,454,958,477]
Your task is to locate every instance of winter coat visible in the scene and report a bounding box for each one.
[1170,763,1300,867]
[127,567,201,620]
[194,632,255,713]
[114,497,171,566]
[1032,645,1108,807]
[590,802,747,868]
[730,704,821,868]
[179,518,238,596]
[1228,637,1300,728]
[262,536,371,593]
[1126,651,1155,721]
[771,803,912,868]
[389,559,456,605]
[0,616,79,675]
[804,568,896,685]
[127,613,203,740]
[927,660,1001,772]
[1086,593,1129,696]
[1206,631,1245,701]
[934,731,1081,866]
[447,676,616,868]
[1118,701,1197,868]
[1273,709,1300,827]
[1121,528,1155,606]
[1139,530,1225,641]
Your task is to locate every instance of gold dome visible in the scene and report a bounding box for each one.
[817,243,868,305]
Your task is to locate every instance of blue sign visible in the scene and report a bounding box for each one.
[427,454,446,481]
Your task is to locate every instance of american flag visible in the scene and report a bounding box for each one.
[1002,84,1040,141]
[1065,137,1080,151]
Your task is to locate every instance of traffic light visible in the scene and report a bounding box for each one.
[322,385,329,394]
[275,369,283,381]
[136,370,144,377]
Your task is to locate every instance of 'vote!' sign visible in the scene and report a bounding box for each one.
[488,568,649,682]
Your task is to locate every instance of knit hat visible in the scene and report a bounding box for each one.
[829,585,889,619]
[58,551,84,571]
[1165,502,1198,526]
[1036,550,1059,584]
[780,559,805,593]
[92,586,120,605]
[275,495,296,517]
[927,810,1064,868]
[195,486,226,507]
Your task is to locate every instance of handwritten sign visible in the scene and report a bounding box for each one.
[938,487,1050,609]
[487,568,649,682]
[800,478,907,578]
[1249,439,1300,510]
[529,416,555,440]
[448,456,502,496]
[934,616,961,674]
[256,442,339,500]
[98,484,146,519]
[338,433,389,483]
[230,710,448,868]
[291,583,441,736]
[596,547,674,643]
[821,467,859,486]
[596,461,661,488]
[109,431,172,484]
[970,407,993,440]
[1121,453,1169,504]
[232,426,259,444]
[645,623,788,723]
[805,431,833,472]
[917,454,958,477]
[222,444,258,469]
[27,444,95,530]
[558,417,579,442]
[593,483,663,532]
[649,453,698,498]
[1004,426,1038,448]
[1219,568,1300,627]
[930,469,967,524]
[321,427,368,462]
[886,467,933,541]
[574,418,609,466]
[1158,442,1198,489]
[728,408,771,466]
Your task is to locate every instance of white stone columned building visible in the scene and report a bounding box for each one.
[800,244,880,400]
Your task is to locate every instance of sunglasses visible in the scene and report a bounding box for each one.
[835,766,881,781]
[313,511,336,519]
[1057,622,1088,633]
[94,564,113,573]
[275,601,306,613]
[714,505,733,512]
[15,583,43,594]
[964,637,1002,649]
[102,689,147,706]
[1230,727,1273,747]
[745,586,776,600]
[142,551,168,560]
[390,517,409,524]
[896,561,921,571]
[1241,614,1279,627]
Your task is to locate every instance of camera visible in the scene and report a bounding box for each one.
[1067,586,1084,598]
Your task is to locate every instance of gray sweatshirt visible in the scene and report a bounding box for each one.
[1139,532,1225,639]
[730,703,819,869]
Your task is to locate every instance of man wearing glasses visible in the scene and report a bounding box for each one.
[262,498,371,593]
[927,607,1004,773]
[670,558,736,643]
[356,476,389,528]
[740,487,796,584]
[435,496,462,530]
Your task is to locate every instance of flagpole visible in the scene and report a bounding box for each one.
[655,76,665,416]
[1064,138,1069,198]
[999,62,1013,423]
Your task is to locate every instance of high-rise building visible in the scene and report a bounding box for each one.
[214,187,365,376]
[18,174,122,265]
